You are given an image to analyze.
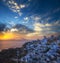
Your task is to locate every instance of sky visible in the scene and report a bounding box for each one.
[0,0,60,40]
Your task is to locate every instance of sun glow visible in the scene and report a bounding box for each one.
[0,32,27,40]
[0,32,14,40]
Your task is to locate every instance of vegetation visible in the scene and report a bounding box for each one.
[0,35,60,63]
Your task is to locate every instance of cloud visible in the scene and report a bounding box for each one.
[0,24,6,32]
[20,4,26,8]
[7,0,22,16]
[28,0,31,2]
[8,21,16,26]
[3,0,28,16]
[26,32,40,37]
[14,16,18,19]
[29,14,52,25]
[10,24,34,34]
[39,8,60,23]
[33,21,60,35]
[34,23,43,32]
[10,28,18,32]
[2,0,60,36]
[30,15,41,22]
[33,22,52,32]
[24,17,29,21]
[54,20,60,26]
[23,14,60,35]
[53,8,60,14]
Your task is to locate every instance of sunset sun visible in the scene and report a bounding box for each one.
[0,32,14,40]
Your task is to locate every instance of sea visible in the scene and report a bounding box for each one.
[0,40,29,51]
